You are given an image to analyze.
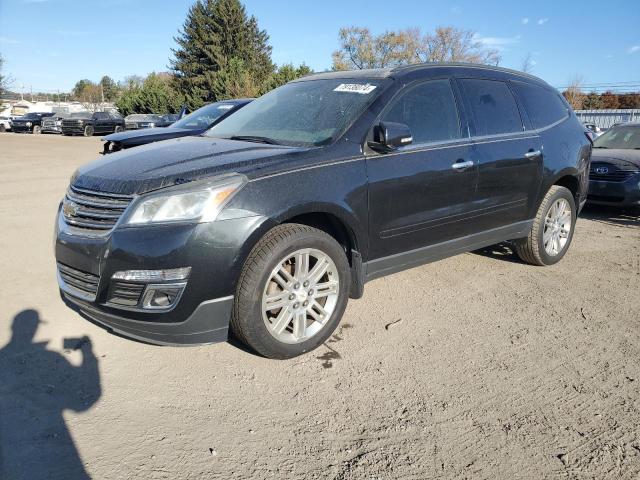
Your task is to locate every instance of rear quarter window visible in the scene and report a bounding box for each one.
[511,81,569,129]
[459,79,523,136]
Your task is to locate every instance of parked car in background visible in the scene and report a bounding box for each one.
[11,112,55,134]
[56,64,590,358]
[588,123,640,207]
[583,123,605,138]
[41,113,69,134]
[102,99,251,154]
[124,114,171,130]
[0,116,11,132]
[162,113,180,125]
[62,111,125,136]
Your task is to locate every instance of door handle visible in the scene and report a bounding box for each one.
[524,150,542,159]
[451,160,474,171]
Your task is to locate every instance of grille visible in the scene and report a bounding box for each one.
[125,122,138,129]
[590,163,639,182]
[107,281,146,307]
[58,263,100,301]
[62,186,134,231]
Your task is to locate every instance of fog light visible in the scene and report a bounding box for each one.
[112,267,191,282]
[141,283,187,310]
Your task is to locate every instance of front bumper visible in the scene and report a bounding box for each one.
[55,207,268,345]
[42,125,62,134]
[62,292,233,345]
[11,124,32,133]
[588,173,640,207]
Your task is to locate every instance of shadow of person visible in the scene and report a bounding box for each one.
[0,309,101,480]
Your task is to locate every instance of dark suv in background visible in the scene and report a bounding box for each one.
[11,112,55,134]
[62,111,125,136]
[55,63,590,358]
[102,99,251,153]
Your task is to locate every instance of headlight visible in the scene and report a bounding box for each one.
[56,120,62,126]
[148,122,155,127]
[123,174,247,225]
[26,121,32,127]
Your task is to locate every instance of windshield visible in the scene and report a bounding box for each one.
[22,113,42,119]
[171,102,239,130]
[207,79,385,146]
[593,125,640,150]
[70,112,91,119]
[126,114,162,122]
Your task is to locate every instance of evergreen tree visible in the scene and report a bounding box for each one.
[262,63,312,93]
[582,91,604,110]
[170,0,274,108]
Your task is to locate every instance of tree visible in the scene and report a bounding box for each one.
[116,72,184,116]
[76,83,103,112]
[0,54,12,96]
[332,26,500,71]
[521,53,534,73]
[562,77,585,110]
[262,63,312,92]
[72,79,92,100]
[170,0,274,109]
[582,91,604,110]
[600,91,619,109]
[618,93,640,109]
[99,75,118,102]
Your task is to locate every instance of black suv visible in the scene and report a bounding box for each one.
[55,64,591,358]
[11,112,55,134]
[62,111,125,136]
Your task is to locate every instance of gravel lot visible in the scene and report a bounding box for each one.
[1,133,639,479]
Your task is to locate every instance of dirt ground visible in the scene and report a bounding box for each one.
[0,133,639,479]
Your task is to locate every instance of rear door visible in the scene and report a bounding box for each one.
[458,78,543,231]
[366,78,477,261]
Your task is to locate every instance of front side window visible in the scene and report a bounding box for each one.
[207,78,387,146]
[511,81,568,129]
[593,126,640,150]
[382,79,461,145]
[460,79,523,136]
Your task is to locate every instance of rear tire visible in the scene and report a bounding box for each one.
[0,125,5,133]
[515,185,576,266]
[231,224,350,359]
[83,125,94,137]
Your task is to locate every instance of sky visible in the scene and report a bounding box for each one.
[1,0,639,94]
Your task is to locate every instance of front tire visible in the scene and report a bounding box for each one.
[515,185,576,266]
[231,224,350,359]
[32,125,41,135]
[83,125,94,137]
[114,125,123,133]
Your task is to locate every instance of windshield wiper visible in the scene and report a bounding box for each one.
[227,135,282,145]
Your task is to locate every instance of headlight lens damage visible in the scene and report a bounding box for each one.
[125,174,247,225]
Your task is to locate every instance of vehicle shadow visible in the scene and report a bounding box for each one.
[579,204,640,228]
[0,309,101,480]
[472,242,524,264]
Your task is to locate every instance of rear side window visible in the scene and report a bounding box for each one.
[511,81,568,129]
[460,79,523,136]
[382,79,461,144]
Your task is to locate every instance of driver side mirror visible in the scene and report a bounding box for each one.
[368,121,413,153]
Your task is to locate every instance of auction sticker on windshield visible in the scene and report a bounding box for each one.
[333,83,377,94]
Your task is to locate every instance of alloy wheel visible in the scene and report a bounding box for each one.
[543,198,572,256]
[262,248,339,344]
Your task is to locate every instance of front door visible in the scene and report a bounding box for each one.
[366,79,478,267]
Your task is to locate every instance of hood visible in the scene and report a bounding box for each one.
[103,126,197,145]
[72,135,307,195]
[591,148,640,168]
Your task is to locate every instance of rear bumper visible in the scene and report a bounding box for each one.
[62,291,232,345]
[588,174,640,207]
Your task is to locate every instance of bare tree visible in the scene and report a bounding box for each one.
[562,77,586,110]
[78,83,104,112]
[521,52,534,73]
[0,54,14,96]
[418,27,501,65]
[332,26,501,71]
